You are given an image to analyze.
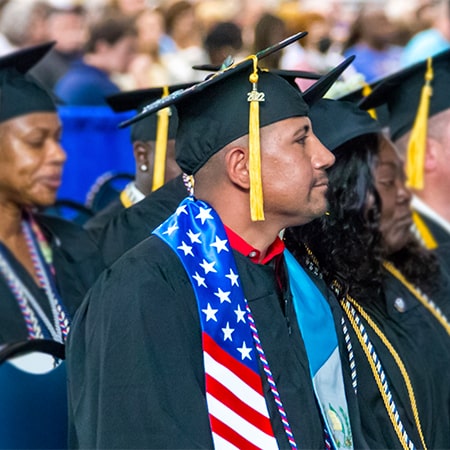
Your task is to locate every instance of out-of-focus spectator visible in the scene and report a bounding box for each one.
[126,7,170,88]
[0,0,50,55]
[204,21,243,66]
[103,0,148,17]
[30,4,88,90]
[401,0,450,67]
[342,7,403,82]
[253,13,287,69]
[195,0,238,36]
[161,1,208,83]
[55,14,137,105]
[233,0,267,52]
[277,8,360,92]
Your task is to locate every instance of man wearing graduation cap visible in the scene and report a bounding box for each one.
[360,49,450,250]
[88,69,324,268]
[67,35,359,449]
[84,83,194,242]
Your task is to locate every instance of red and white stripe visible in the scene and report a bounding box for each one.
[203,333,278,449]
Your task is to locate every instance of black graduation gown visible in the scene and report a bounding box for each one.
[0,214,104,344]
[67,235,339,449]
[88,174,189,267]
[336,274,450,450]
[83,197,124,243]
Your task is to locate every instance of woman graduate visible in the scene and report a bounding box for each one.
[0,42,103,344]
[0,43,103,449]
[285,98,450,450]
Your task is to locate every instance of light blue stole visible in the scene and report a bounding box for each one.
[284,249,353,450]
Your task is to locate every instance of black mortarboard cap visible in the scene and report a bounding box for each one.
[121,55,355,174]
[192,63,323,86]
[107,82,195,191]
[308,98,382,151]
[121,32,353,220]
[359,48,450,140]
[0,42,57,123]
[106,83,194,142]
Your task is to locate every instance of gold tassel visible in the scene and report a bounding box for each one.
[152,85,170,192]
[362,83,377,119]
[248,55,265,221]
[412,210,438,249]
[406,58,433,190]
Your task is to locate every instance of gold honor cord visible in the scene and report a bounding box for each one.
[339,293,427,450]
[302,245,426,449]
[383,261,450,335]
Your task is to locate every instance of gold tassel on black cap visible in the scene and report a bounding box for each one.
[406,57,433,190]
[362,83,377,120]
[247,55,265,221]
[152,85,170,192]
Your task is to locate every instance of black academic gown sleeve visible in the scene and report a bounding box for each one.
[37,214,105,316]
[67,235,328,449]
[83,198,124,243]
[0,214,104,344]
[91,174,189,267]
[346,276,450,450]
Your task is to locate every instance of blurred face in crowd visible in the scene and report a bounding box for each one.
[360,10,397,49]
[114,0,147,16]
[374,136,412,254]
[47,10,88,54]
[135,9,165,54]
[101,35,137,74]
[0,113,66,208]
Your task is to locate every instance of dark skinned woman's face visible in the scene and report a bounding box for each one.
[374,137,413,254]
[0,112,66,208]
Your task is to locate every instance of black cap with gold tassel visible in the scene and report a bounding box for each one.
[405,57,433,190]
[247,55,265,221]
[153,85,170,191]
[120,33,355,221]
[106,82,195,192]
[359,48,450,143]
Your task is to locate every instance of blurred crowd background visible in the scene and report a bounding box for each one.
[2,0,448,92]
[2,0,448,207]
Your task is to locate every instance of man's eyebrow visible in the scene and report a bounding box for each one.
[293,124,310,138]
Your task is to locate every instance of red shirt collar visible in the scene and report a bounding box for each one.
[224,225,285,264]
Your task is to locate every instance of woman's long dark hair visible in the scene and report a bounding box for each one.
[285,133,439,301]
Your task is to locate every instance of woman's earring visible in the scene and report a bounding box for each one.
[140,164,148,172]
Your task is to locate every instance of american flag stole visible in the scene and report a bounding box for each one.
[154,197,281,449]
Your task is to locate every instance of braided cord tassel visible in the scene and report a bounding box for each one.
[245,303,298,449]
[0,254,43,339]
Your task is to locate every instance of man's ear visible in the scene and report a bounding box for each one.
[224,146,250,189]
[424,137,439,172]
